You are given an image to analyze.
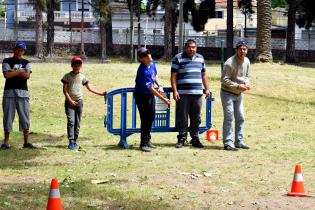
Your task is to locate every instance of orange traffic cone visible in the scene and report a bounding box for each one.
[47,178,63,210]
[287,165,308,196]
[206,129,219,143]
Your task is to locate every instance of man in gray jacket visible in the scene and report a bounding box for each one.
[221,40,251,151]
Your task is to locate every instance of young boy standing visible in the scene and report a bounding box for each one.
[61,56,106,150]
[134,47,171,152]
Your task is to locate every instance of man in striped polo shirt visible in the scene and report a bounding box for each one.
[171,39,210,148]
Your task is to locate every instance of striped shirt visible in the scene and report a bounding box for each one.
[171,52,205,95]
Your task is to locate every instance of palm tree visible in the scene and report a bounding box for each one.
[285,0,297,63]
[255,0,273,62]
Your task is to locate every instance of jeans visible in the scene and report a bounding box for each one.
[65,100,83,143]
[134,93,155,146]
[220,90,245,147]
[176,94,202,140]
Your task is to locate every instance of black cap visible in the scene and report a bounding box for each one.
[236,40,248,49]
[137,47,151,58]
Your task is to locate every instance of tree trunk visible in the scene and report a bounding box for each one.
[35,1,43,58]
[46,0,55,57]
[100,24,107,63]
[163,0,174,60]
[255,0,273,62]
[226,0,234,58]
[130,0,134,62]
[285,0,297,63]
[105,9,113,55]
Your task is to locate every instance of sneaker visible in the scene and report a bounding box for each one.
[235,144,250,149]
[0,143,11,150]
[140,145,152,152]
[147,142,157,149]
[191,139,204,148]
[224,145,238,151]
[175,140,185,148]
[68,143,78,150]
[23,143,36,149]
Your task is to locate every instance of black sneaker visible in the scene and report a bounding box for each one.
[147,142,157,149]
[175,140,185,148]
[191,139,204,148]
[0,143,11,150]
[140,145,152,152]
[235,144,250,149]
[224,145,238,151]
[23,143,36,149]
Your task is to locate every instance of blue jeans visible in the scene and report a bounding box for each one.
[220,90,245,147]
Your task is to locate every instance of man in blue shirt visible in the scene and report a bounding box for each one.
[135,47,170,152]
[171,39,210,148]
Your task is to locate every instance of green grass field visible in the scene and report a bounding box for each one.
[0,60,315,210]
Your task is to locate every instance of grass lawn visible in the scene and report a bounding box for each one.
[0,60,315,210]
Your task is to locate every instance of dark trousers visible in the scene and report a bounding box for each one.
[65,100,83,143]
[176,94,202,140]
[134,93,155,146]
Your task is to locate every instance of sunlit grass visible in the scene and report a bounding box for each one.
[0,61,315,209]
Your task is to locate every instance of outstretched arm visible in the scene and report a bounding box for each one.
[148,86,171,105]
[85,83,106,96]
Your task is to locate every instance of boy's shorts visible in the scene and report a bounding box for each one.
[2,97,30,132]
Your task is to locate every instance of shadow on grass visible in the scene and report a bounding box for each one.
[247,92,315,106]
[0,179,172,210]
[0,132,76,170]
[100,143,223,151]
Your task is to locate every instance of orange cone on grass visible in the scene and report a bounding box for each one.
[287,165,308,196]
[206,129,219,143]
[47,178,63,210]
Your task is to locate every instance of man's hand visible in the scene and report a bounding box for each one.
[238,84,248,91]
[173,91,180,101]
[158,86,164,93]
[245,83,251,90]
[204,89,211,98]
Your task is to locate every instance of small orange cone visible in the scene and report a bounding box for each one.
[287,165,308,196]
[47,178,63,210]
[206,129,219,143]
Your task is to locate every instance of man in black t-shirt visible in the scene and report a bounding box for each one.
[1,41,35,150]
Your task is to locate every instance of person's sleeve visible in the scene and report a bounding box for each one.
[221,64,239,89]
[244,60,250,84]
[201,56,206,73]
[2,60,11,72]
[25,62,32,73]
[82,75,89,86]
[61,74,68,84]
[171,56,179,73]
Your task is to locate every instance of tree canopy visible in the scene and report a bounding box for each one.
[183,0,215,32]
[296,0,315,29]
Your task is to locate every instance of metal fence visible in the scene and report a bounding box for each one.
[1,28,315,50]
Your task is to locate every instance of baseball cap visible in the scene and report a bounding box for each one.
[71,56,83,65]
[137,47,151,58]
[15,41,26,50]
[236,40,248,49]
